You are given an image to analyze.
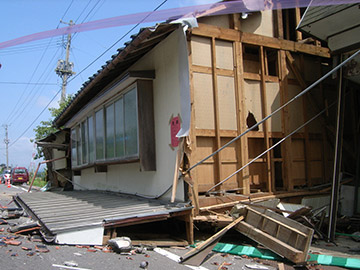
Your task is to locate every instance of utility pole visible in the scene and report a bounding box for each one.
[55,20,75,103]
[3,124,9,170]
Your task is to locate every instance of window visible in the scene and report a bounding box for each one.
[70,80,155,170]
[115,98,125,157]
[124,89,138,156]
[71,129,77,166]
[95,109,104,160]
[88,116,94,163]
[105,104,115,159]
[81,120,88,164]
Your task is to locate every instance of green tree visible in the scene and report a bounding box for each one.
[31,95,72,187]
[32,95,72,159]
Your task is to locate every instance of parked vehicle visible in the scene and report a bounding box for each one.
[1,170,11,184]
[10,167,29,184]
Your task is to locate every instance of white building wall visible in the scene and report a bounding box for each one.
[73,29,185,201]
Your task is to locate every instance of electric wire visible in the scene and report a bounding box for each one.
[0,82,58,85]
[8,0,169,148]
[6,0,75,125]
[68,0,169,84]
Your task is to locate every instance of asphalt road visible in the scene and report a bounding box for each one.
[0,183,276,270]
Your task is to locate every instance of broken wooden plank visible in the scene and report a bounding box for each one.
[180,216,244,266]
[235,206,313,264]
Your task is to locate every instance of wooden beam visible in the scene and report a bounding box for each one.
[274,6,284,38]
[192,23,330,58]
[235,41,250,195]
[260,46,272,192]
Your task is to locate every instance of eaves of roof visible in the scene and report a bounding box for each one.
[54,23,179,128]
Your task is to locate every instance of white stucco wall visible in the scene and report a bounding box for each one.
[73,28,186,201]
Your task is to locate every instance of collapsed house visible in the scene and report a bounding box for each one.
[13,0,360,250]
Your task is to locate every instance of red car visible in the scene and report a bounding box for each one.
[11,167,29,184]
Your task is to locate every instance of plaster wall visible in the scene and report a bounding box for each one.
[73,29,185,201]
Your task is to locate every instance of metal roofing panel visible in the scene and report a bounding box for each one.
[14,191,191,235]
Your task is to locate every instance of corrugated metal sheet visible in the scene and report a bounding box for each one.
[14,191,191,235]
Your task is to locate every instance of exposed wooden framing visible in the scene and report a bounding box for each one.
[285,51,311,187]
[235,41,250,195]
[192,24,330,58]
[243,72,279,83]
[285,9,290,40]
[295,8,302,41]
[188,39,200,214]
[229,13,241,31]
[195,129,237,137]
[211,37,223,192]
[275,5,284,38]
[260,46,272,192]
[279,50,294,191]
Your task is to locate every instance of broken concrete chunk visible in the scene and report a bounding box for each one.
[35,244,49,253]
[108,237,132,253]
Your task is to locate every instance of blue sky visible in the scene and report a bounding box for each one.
[0,0,218,169]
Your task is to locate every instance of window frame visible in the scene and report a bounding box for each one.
[70,81,154,171]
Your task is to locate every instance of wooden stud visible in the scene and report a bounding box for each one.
[295,8,302,41]
[234,41,250,195]
[279,50,294,191]
[260,46,272,192]
[229,13,241,31]
[187,38,200,214]
[274,3,284,39]
[211,37,223,192]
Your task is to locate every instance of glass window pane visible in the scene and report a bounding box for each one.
[124,89,138,156]
[105,104,115,159]
[88,116,94,163]
[95,109,104,160]
[115,98,124,157]
[71,129,77,166]
[76,126,82,164]
[81,121,88,164]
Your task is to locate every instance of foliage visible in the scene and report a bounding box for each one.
[32,95,73,159]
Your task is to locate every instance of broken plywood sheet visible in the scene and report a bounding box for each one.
[234,206,313,264]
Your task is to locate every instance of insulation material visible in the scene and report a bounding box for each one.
[191,36,212,67]
[215,40,234,70]
[244,80,263,131]
[217,75,237,130]
[193,72,215,130]
[265,82,281,132]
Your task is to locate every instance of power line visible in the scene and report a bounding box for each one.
[0,82,58,85]
[69,0,169,84]
[8,0,169,148]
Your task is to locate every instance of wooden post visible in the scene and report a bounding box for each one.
[234,41,250,195]
[211,37,223,192]
[279,50,294,191]
[260,46,272,192]
[275,4,284,39]
[187,38,200,214]
[295,8,302,41]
